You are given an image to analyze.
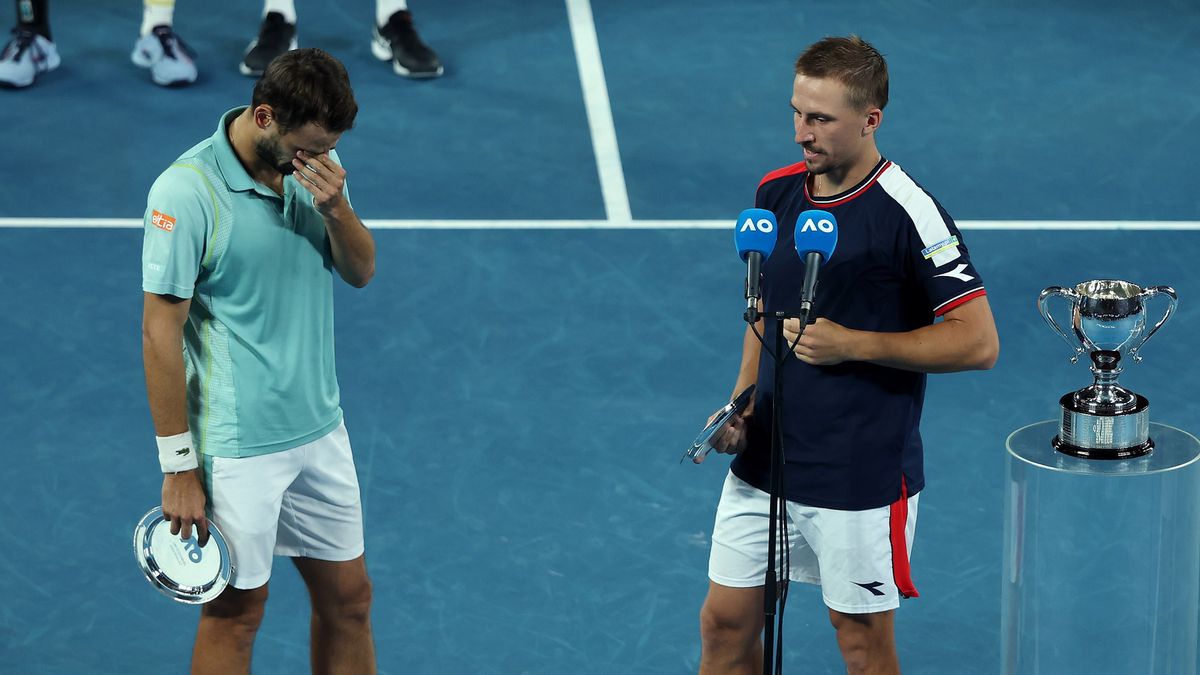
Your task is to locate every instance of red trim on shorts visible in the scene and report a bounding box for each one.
[757,161,807,189]
[890,478,919,598]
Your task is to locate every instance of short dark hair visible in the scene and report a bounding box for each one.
[794,36,888,112]
[251,48,358,132]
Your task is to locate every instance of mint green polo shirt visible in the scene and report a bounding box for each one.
[141,106,345,458]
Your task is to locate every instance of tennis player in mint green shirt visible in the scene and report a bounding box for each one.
[141,48,378,674]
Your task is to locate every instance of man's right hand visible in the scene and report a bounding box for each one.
[162,470,209,547]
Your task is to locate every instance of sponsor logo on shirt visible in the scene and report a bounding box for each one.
[921,235,958,260]
[151,210,176,232]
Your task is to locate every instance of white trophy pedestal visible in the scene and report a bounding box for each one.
[1002,421,1200,674]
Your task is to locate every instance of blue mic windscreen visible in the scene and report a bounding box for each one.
[734,208,778,261]
[795,209,838,262]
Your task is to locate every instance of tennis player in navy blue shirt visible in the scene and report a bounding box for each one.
[697,36,999,674]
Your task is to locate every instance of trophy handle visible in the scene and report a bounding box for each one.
[1038,286,1085,363]
[1128,285,1177,363]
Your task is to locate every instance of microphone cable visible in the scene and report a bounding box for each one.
[745,305,811,675]
[748,307,812,362]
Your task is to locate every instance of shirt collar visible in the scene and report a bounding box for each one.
[212,106,259,193]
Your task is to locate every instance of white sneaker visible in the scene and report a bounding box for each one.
[0,27,60,88]
[131,25,197,87]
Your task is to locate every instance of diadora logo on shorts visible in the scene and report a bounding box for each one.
[151,210,176,232]
[854,581,886,596]
[798,217,835,233]
[739,216,774,233]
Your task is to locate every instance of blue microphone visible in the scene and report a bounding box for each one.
[794,209,838,315]
[734,208,778,323]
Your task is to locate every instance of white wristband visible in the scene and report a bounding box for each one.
[157,431,199,473]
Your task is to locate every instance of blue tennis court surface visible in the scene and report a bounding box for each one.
[1,1,1198,673]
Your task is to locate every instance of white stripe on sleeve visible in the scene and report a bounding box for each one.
[877,165,961,267]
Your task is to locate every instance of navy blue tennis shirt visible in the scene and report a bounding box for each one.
[730,158,987,511]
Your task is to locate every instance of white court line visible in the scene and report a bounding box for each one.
[565,0,632,224]
[2,218,1199,230]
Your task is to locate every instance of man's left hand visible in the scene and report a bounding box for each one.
[782,316,858,366]
[292,150,346,215]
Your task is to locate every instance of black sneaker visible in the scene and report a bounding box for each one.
[239,12,296,76]
[371,10,443,78]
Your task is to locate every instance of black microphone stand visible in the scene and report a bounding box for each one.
[745,304,808,675]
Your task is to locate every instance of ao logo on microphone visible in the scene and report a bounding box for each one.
[739,216,775,233]
[799,217,835,233]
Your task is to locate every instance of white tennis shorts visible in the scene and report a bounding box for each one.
[204,421,365,590]
[708,470,919,614]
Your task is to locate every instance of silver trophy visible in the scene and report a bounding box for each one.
[1038,280,1177,459]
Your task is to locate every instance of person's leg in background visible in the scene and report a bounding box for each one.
[0,0,59,88]
[131,0,199,87]
[239,0,296,77]
[370,0,442,78]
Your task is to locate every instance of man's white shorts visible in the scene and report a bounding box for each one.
[708,470,919,614]
[203,422,365,590]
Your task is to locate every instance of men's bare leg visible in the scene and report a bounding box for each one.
[699,581,765,675]
[293,554,376,675]
[828,608,899,675]
[191,584,270,675]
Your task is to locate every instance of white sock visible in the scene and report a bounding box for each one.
[141,0,175,36]
[263,0,297,24]
[376,0,409,28]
